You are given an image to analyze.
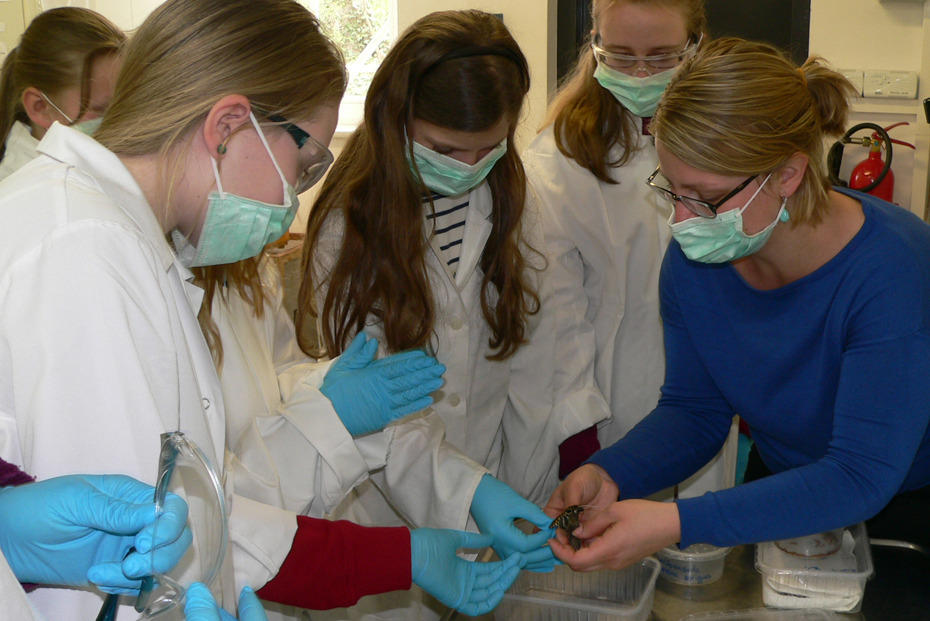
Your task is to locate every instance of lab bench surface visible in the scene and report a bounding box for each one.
[445,541,930,620]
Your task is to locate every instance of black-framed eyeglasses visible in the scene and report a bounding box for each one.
[267,114,334,194]
[646,167,757,218]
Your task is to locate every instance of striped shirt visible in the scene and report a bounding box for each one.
[424,192,469,279]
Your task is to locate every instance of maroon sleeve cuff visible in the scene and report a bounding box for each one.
[257,516,411,610]
[559,425,601,480]
[0,457,34,488]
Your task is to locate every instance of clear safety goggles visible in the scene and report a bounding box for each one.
[134,431,228,619]
[267,114,334,194]
[591,33,702,74]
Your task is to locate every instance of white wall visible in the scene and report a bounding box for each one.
[810,0,930,218]
[19,0,930,221]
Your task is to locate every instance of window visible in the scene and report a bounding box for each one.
[298,0,396,132]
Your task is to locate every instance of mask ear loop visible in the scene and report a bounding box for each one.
[737,172,773,215]
[248,112,290,200]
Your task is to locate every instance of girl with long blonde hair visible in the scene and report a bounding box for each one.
[523,0,738,497]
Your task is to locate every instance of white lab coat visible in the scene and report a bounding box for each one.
[310,181,588,621]
[0,124,297,620]
[0,549,41,620]
[0,121,39,182]
[523,125,736,499]
[312,183,593,514]
[220,258,370,517]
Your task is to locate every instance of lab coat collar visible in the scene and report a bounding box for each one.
[36,123,177,272]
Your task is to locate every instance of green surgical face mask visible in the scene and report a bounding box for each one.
[593,61,675,118]
[409,138,507,197]
[174,112,299,268]
[74,117,103,136]
[667,173,790,263]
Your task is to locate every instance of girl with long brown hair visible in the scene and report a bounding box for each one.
[0,7,124,181]
[300,10,567,619]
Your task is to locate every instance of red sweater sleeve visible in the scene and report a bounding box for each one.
[256,516,412,610]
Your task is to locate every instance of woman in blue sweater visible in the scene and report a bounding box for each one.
[545,37,930,571]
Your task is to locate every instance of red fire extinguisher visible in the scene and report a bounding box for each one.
[828,122,915,203]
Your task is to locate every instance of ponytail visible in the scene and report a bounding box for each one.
[0,47,22,159]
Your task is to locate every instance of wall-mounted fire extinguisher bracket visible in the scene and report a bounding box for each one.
[827,122,915,201]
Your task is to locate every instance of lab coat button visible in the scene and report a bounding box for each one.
[448,394,461,407]
[450,317,464,330]
[202,397,211,410]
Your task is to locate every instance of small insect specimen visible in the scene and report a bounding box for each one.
[550,505,584,550]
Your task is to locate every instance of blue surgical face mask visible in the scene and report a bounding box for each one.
[175,112,299,268]
[668,173,790,263]
[409,138,507,197]
[593,61,675,118]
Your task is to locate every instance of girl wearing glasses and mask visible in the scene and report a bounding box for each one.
[0,7,124,181]
[546,38,930,574]
[0,1,524,619]
[523,0,736,497]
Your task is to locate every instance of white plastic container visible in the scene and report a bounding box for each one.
[680,608,843,620]
[493,556,660,621]
[657,543,730,585]
[755,522,874,613]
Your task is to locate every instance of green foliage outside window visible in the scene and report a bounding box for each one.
[299,0,393,98]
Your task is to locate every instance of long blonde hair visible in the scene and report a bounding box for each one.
[544,0,705,182]
[300,10,537,361]
[0,7,124,157]
[651,37,856,226]
[95,0,346,366]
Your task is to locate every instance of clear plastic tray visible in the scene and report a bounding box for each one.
[493,556,660,621]
[680,608,843,620]
[755,522,874,613]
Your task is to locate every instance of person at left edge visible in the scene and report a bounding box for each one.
[0,0,520,618]
[0,7,124,181]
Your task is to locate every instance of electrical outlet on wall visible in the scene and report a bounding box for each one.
[862,70,919,98]
[840,69,864,96]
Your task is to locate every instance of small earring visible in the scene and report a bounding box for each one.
[216,143,227,155]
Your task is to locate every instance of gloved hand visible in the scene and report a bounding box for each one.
[470,474,559,572]
[0,474,191,593]
[321,332,445,436]
[185,583,267,621]
[410,528,523,616]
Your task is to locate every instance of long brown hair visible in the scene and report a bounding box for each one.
[651,37,855,226]
[95,0,345,366]
[0,7,124,158]
[300,10,537,361]
[544,0,705,182]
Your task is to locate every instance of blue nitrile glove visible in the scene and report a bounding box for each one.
[0,474,191,593]
[185,583,267,621]
[321,332,445,436]
[470,474,559,572]
[410,528,523,616]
